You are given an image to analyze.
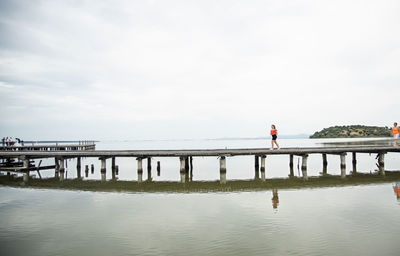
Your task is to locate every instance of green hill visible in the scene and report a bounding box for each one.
[310,125,391,138]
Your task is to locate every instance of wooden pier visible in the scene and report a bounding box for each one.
[0,145,399,184]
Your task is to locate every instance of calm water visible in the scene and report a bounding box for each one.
[1,138,400,255]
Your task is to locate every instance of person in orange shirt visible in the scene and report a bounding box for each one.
[392,122,399,146]
[270,124,280,150]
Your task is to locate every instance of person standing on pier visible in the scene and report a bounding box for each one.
[392,122,399,146]
[270,124,280,150]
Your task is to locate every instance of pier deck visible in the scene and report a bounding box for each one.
[0,145,398,158]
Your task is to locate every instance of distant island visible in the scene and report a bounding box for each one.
[310,125,392,138]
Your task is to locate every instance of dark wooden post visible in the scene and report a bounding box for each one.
[352,152,357,175]
[157,161,161,176]
[289,154,294,177]
[91,164,94,174]
[54,158,60,179]
[147,157,152,182]
[322,154,328,175]
[85,165,89,177]
[254,155,259,180]
[76,157,82,179]
[111,157,116,180]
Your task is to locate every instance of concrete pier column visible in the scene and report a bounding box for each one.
[289,154,294,177]
[352,152,357,175]
[76,157,82,179]
[340,153,346,179]
[254,155,260,180]
[260,155,266,181]
[85,165,89,178]
[322,154,328,175]
[54,158,60,179]
[59,158,65,181]
[378,153,385,176]
[301,155,308,181]
[23,158,29,183]
[111,157,116,180]
[180,157,186,183]
[220,156,227,184]
[147,157,152,182]
[137,158,143,183]
[100,158,106,182]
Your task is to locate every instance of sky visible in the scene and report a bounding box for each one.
[0,0,399,140]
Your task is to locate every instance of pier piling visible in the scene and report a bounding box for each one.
[340,153,346,179]
[289,154,294,177]
[100,158,106,182]
[378,153,385,176]
[254,155,259,180]
[59,158,65,181]
[180,157,186,183]
[54,158,59,179]
[23,158,29,183]
[91,164,94,174]
[76,157,81,179]
[111,157,116,180]
[322,154,328,175]
[157,161,161,176]
[220,156,227,184]
[85,165,89,177]
[137,158,143,183]
[260,155,266,181]
[147,157,152,182]
[352,152,357,174]
[301,155,308,181]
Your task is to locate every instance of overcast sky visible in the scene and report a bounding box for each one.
[0,0,399,140]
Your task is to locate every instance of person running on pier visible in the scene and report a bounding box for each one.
[392,122,399,146]
[270,124,280,150]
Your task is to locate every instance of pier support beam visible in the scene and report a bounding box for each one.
[85,165,89,178]
[254,155,259,180]
[180,157,186,183]
[322,154,328,175]
[220,156,227,184]
[76,157,82,179]
[352,152,357,175]
[260,155,266,181]
[147,157,152,182]
[302,155,308,181]
[340,153,346,179]
[378,153,385,176]
[23,158,29,183]
[54,158,59,179]
[100,158,106,182]
[289,154,294,177]
[137,158,143,183]
[59,158,65,181]
[111,157,116,181]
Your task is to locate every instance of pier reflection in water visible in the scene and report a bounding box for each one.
[0,184,399,256]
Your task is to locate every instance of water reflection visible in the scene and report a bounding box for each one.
[272,189,279,211]
[394,183,400,201]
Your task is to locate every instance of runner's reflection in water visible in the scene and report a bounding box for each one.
[394,183,400,201]
[272,188,279,212]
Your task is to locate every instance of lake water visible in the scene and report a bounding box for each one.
[1,138,400,255]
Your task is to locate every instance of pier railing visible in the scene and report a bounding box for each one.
[0,141,96,151]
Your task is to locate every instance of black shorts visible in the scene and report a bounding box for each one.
[272,135,277,141]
